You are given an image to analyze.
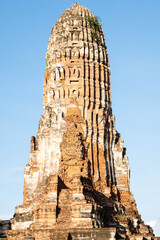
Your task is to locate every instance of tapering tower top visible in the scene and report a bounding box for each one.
[46,3,109,69]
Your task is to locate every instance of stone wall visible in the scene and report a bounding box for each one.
[0,220,10,239]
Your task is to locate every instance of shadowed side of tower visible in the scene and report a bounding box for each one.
[6,3,155,240]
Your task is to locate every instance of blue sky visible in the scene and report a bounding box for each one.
[0,0,160,236]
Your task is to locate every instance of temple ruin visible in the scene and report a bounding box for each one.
[4,3,158,240]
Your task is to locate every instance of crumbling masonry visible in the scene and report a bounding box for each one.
[6,3,157,240]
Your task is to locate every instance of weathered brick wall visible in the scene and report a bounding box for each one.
[6,3,157,240]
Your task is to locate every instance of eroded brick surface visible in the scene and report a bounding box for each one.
[6,3,157,240]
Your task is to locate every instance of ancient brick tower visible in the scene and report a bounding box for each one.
[6,3,155,240]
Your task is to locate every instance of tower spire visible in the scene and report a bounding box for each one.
[6,4,155,240]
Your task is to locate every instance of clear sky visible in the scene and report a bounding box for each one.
[0,0,160,236]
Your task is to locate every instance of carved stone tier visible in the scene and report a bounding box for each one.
[6,3,156,240]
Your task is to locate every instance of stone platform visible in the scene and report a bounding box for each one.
[7,228,116,240]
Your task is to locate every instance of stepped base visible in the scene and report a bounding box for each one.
[69,228,116,240]
[6,228,116,240]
